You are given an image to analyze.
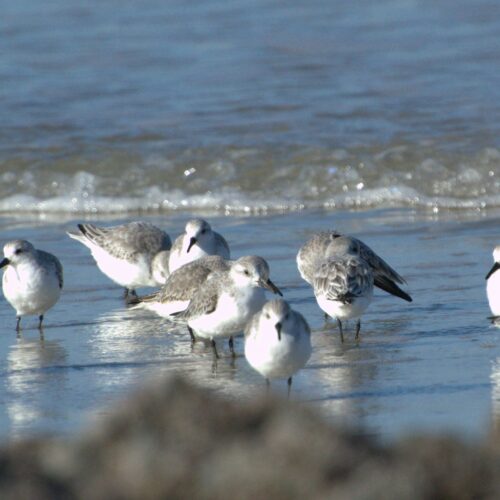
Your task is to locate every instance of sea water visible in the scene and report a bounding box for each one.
[0,208,498,442]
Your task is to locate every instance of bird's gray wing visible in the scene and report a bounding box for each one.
[293,310,311,337]
[297,231,342,282]
[214,232,231,258]
[314,257,372,302]
[159,256,230,303]
[172,273,221,320]
[38,251,64,289]
[373,274,412,302]
[352,236,406,284]
[133,289,161,304]
[54,257,64,289]
[77,222,170,261]
[169,234,185,256]
[160,266,213,302]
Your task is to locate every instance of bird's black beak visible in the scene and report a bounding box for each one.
[275,321,282,341]
[187,237,197,253]
[486,262,500,280]
[0,258,10,268]
[260,278,283,296]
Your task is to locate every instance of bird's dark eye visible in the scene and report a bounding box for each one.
[14,248,22,255]
[265,313,271,319]
[244,269,250,276]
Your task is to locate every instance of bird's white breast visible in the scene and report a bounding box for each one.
[487,271,500,316]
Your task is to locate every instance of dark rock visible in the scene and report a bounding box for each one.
[0,375,498,499]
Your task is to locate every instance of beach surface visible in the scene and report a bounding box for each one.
[0,207,498,442]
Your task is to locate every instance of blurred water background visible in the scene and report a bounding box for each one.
[2,0,500,214]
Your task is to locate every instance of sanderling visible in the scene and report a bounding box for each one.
[132,255,230,325]
[67,221,171,299]
[168,218,230,273]
[172,255,282,359]
[244,298,311,398]
[151,250,171,287]
[297,230,412,302]
[486,245,500,319]
[0,240,63,331]
[311,236,374,341]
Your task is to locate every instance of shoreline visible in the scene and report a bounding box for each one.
[0,208,498,443]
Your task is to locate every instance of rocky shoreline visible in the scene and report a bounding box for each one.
[0,375,499,499]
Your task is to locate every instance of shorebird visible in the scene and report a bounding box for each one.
[67,221,171,299]
[168,218,230,273]
[172,256,282,359]
[297,230,412,303]
[245,298,311,398]
[312,237,374,341]
[131,255,231,344]
[1,239,63,331]
[486,245,500,320]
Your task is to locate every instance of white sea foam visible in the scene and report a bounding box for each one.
[0,184,498,215]
[1,145,499,214]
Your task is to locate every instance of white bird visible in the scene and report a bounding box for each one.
[1,240,63,331]
[172,256,282,359]
[151,250,171,287]
[168,218,230,273]
[311,236,374,341]
[245,299,311,398]
[297,230,412,303]
[486,245,500,319]
[67,221,171,300]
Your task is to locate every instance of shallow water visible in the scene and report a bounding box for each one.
[2,0,500,442]
[2,0,500,212]
[0,208,499,442]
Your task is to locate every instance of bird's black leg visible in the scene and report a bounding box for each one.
[15,316,21,333]
[38,314,44,330]
[355,319,361,341]
[337,318,344,343]
[287,377,292,399]
[228,336,235,357]
[211,339,219,359]
[210,339,219,374]
[124,288,138,304]
[187,326,196,346]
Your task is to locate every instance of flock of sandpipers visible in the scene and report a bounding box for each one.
[1,218,499,396]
